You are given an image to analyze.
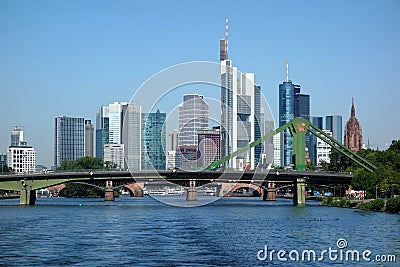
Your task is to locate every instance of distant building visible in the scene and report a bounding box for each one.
[0,153,6,167]
[11,126,25,146]
[54,116,84,167]
[8,146,36,174]
[178,94,209,147]
[141,110,166,170]
[84,120,94,157]
[344,98,363,152]
[197,128,220,168]
[273,133,282,167]
[264,120,275,165]
[309,116,324,164]
[122,102,142,171]
[176,145,197,170]
[104,144,124,169]
[279,80,295,167]
[95,105,109,159]
[166,150,176,170]
[168,129,179,151]
[326,115,342,143]
[317,130,332,165]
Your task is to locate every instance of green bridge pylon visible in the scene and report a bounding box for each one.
[205,117,376,172]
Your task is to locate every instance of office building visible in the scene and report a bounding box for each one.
[197,128,220,168]
[317,130,332,165]
[142,109,166,170]
[84,120,94,157]
[178,94,209,147]
[54,116,84,167]
[264,120,275,165]
[175,145,197,170]
[168,129,179,151]
[8,146,36,174]
[104,144,124,169]
[344,98,363,152]
[220,19,262,170]
[279,79,295,167]
[95,105,109,159]
[122,102,142,170]
[273,133,282,167]
[326,115,342,143]
[166,150,176,170]
[11,126,25,146]
[309,116,324,164]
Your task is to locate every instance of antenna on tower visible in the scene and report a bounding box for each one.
[225,17,228,59]
[286,59,289,82]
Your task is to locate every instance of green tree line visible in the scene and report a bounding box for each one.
[57,157,117,198]
[326,140,400,199]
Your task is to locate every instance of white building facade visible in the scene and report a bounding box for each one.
[8,146,36,174]
[317,130,332,165]
[104,144,125,169]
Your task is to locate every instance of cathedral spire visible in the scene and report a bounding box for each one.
[351,97,355,117]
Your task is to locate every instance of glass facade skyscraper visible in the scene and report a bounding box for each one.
[54,116,84,167]
[279,81,295,167]
[96,105,109,159]
[141,110,166,170]
[326,115,342,143]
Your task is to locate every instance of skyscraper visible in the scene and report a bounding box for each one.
[344,98,363,152]
[279,79,295,167]
[178,94,209,147]
[122,102,142,170]
[95,105,109,159]
[326,115,343,143]
[54,116,84,167]
[108,102,127,144]
[142,109,166,170]
[279,61,310,167]
[84,120,94,157]
[220,19,262,170]
[294,92,310,121]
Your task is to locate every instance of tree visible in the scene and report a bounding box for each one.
[57,157,116,197]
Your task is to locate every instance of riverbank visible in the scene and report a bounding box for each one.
[322,196,400,213]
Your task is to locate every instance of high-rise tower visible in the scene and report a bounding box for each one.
[220,18,262,170]
[54,116,84,167]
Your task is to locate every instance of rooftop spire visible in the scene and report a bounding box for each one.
[286,59,289,82]
[225,17,228,59]
[351,97,355,117]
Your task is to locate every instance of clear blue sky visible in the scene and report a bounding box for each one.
[1,0,399,167]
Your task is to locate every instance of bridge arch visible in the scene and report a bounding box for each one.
[229,183,264,197]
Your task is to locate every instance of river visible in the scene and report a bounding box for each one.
[0,196,398,266]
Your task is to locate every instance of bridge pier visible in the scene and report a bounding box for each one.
[104,181,114,202]
[263,182,276,201]
[293,178,306,205]
[20,189,36,205]
[186,180,197,201]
